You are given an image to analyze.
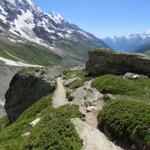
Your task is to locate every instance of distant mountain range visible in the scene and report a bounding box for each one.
[103,30,150,52]
[0,0,108,66]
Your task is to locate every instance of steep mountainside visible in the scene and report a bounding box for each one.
[103,31,150,52]
[0,0,108,65]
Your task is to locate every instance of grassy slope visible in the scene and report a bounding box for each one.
[92,74,150,102]
[91,74,150,148]
[63,69,92,89]
[0,94,82,150]
[0,39,61,66]
[98,99,150,148]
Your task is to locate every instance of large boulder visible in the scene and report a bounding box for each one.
[0,62,21,118]
[5,68,56,122]
[86,48,150,76]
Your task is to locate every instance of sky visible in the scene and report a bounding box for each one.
[33,0,150,38]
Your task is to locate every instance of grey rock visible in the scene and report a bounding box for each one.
[72,81,104,107]
[86,49,150,76]
[103,94,114,101]
[0,63,21,118]
[5,68,56,122]
[123,72,140,80]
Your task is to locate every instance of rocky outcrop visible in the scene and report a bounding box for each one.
[5,68,56,122]
[86,48,150,76]
[0,63,21,118]
[71,81,104,107]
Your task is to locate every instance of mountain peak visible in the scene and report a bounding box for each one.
[49,12,64,24]
[146,29,150,34]
[5,0,33,5]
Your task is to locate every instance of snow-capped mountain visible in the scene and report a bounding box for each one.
[0,0,108,64]
[103,31,150,52]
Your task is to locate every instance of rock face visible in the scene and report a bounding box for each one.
[0,62,21,117]
[86,49,150,76]
[5,68,56,122]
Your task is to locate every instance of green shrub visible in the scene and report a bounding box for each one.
[93,48,114,54]
[0,95,82,149]
[64,69,91,89]
[98,99,150,149]
[0,116,9,131]
[91,75,150,102]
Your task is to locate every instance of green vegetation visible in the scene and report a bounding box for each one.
[63,69,91,89]
[0,117,8,132]
[93,48,114,54]
[0,39,61,66]
[92,74,150,148]
[98,99,150,148]
[92,74,150,102]
[0,94,82,149]
[64,69,87,80]
[18,67,40,75]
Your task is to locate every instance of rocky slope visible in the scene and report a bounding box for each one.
[0,0,108,65]
[86,48,150,76]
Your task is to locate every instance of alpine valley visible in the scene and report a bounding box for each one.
[0,1,150,150]
[0,0,108,67]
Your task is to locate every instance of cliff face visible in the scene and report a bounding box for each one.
[0,63,21,117]
[86,49,150,76]
[5,68,56,122]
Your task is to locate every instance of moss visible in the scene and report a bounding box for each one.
[93,48,114,54]
[63,69,91,89]
[98,99,150,149]
[18,67,40,74]
[92,74,150,102]
[0,94,82,149]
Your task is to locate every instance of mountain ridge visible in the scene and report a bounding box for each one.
[103,30,150,52]
[0,0,108,66]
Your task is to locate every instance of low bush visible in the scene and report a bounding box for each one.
[0,95,82,149]
[98,99,150,149]
[92,75,150,102]
[63,69,91,89]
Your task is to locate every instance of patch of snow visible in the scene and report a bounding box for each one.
[6,0,16,5]
[25,0,34,6]
[49,12,64,24]
[8,38,16,43]
[4,51,24,62]
[29,118,41,127]
[0,5,7,15]
[0,14,7,24]
[0,56,42,67]
[146,29,150,34]
[57,32,64,38]
[77,30,92,39]
[9,10,51,48]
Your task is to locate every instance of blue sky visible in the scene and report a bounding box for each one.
[33,0,150,38]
